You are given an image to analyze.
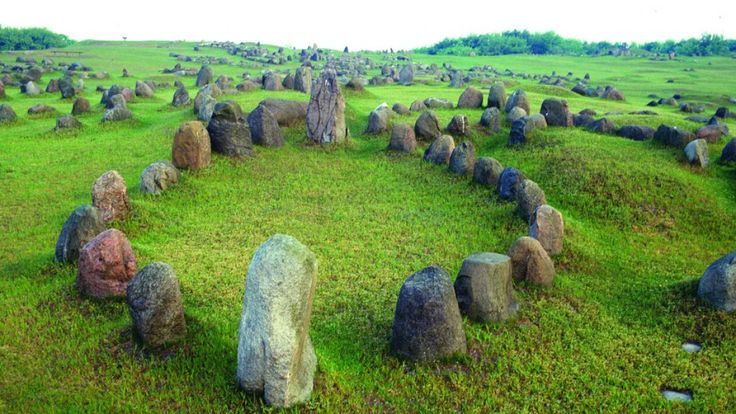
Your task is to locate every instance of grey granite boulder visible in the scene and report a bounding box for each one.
[423,135,455,165]
[454,253,519,322]
[698,252,736,312]
[140,161,180,195]
[127,262,186,346]
[528,204,564,255]
[54,205,106,263]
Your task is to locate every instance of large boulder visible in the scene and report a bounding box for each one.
[507,236,555,286]
[172,87,190,107]
[695,124,725,143]
[507,106,527,124]
[698,252,736,312]
[237,235,318,408]
[77,229,137,299]
[497,167,525,202]
[196,65,213,87]
[59,77,75,99]
[446,114,469,136]
[193,84,222,115]
[414,110,441,141]
[505,90,530,114]
[196,94,217,123]
[22,81,41,96]
[540,98,572,127]
[306,68,348,144]
[366,103,391,134]
[207,101,253,157]
[257,99,308,126]
[684,139,709,168]
[140,161,180,195]
[55,205,106,263]
[46,79,59,93]
[71,98,91,115]
[135,80,154,98]
[508,115,545,145]
[262,72,284,91]
[390,266,467,362]
[423,97,453,109]
[480,107,502,132]
[654,125,695,147]
[529,204,564,256]
[294,66,312,94]
[409,99,427,112]
[454,253,518,322]
[457,87,483,108]
[388,123,417,153]
[618,125,655,141]
[399,64,414,85]
[248,104,284,148]
[423,135,455,165]
[0,104,17,123]
[127,262,186,346]
[55,115,82,130]
[92,170,131,222]
[487,84,507,110]
[473,157,503,186]
[172,121,212,170]
[448,141,476,175]
[101,105,132,123]
[587,118,615,134]
[517,179,546,221]
[720,138,736,163]
[601,86,624,100]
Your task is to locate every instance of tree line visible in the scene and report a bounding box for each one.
[416,30,736,57]
[0,26,74,51]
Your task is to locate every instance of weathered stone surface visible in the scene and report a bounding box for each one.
[695,124,725,143]
[587,118,615,134]
[573,114,595,128]
[46,78,59,93]
[55,205,106,263]
[0,104,17,123]
[654,125,695,147]
[237,235,318,408]
[454,253,518,322]
[508,117,529,145]
[92,170,131,222]
[480,107,502,132]
[127,262,186,346]
[423,97,453,109]
[196,94,217,123]
[505,90,530,114]
[447,114,470,136]
[684,139,709,168]
[698,251,736,312]
[172,121,211,169]
[507,106,527,124]
[457,87,483,108]
[497,167,525,202]
[390,266,467,362]
[306,68,348,144]
[388,123,416,152]
[257,99,308,126]
[193,84,222,114]
[248,104,284,147]
[517,179,546,221]
[59,77,75,99]
[207,101,253,157]
[22,81,41,96]
[601,86,625,100]
[28,104,56,115]
[294,66,312,94]
[392,103,410,115]
[448,141,476,175]
[135,80,154,98]
[107,94,127,109]
[399,64,414,85]
[140,161,180,195]
[101,106,132,122]
[55,115,82,130]
[487,84,507,110]
[507,237,555,286]
[720,138,736,163]
[263,72,284,91]
[196,65,213,87]
[77,229,137,299]
[409,99,427,112]
[72,98,90,115]
[414,110,441,141]
[618,125,655,141]
[172,87,190,107]
[540,98,572,127]
[366,103,391,134]
[528,204,564,255]
[423,135,455,165]
[473,157,503,186]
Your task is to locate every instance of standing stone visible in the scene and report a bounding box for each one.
[140,161,180,195]
[72,98,90,115]
[448,141,476,175]
[77,229,137,299]
[0,104,17,123]
[262,72,284,91]
[92,170,131,222]
[505,90,530,114]
[507,106,527,124]
[409,99,427,112]
[423,135,455,165]
[684,139,709,168]
[193,84,222,115]
[55,115,82,130]
[135,80,154,98]
[497,167,525,202]
[517,179,546,221]
[399,64,414,85]
[197,94,217,123]
[654,125,695,147]
[46,79,60,93]
[601,86,624,100]
[473,157,504,186]
[196,65,213,87]
[454,253,518,322]
[507,237,555,286]
[447,114,470,136]
[22,81,41,96]
[480,107,502,132]
[414,110,441,141]
[388,124,417,152]
[528,204,564,256]
[248,104,284,147]
[54,205,106,263]
[172,121,211,170]
[207,101,253,157]
[172,87,190,107]
[294,66,312,94]
[127,262,186,346]
[720,138,736,163]
[487,84,507,110]
[237,235,318,408]
[282,73,295,90]
[697,252,736,312]
[457,87,483,108]
[423,97,453,109]
[390,266,467,362]
[509,117,529,146]
[392,103,410,115]
[366,103,391,134]
[540,98,573,127]
[306,68,348,144]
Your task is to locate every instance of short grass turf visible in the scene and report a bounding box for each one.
[1,41,736,412]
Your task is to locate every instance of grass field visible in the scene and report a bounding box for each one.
[1,41,735,412]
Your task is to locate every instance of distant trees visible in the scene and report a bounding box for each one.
[0,26,74,51]
[417,31,736,57]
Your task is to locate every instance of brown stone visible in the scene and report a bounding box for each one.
[528,205,564,255]
[77,229,137,299]
[306,68,348,144]
[172,121,211,170]
[92,171,131,222]
[507,236,555,286]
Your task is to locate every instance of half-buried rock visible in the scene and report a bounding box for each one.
[306,68,348,144]
[473,157,503,186]
[507,237,555,286]
[697,251,736,312]
[237,234,318,408]
[454,253,519,322]
[55,205,107,263]
[140,161,180,195]
[77,229,137,299]
[207,101,253,157]
[423,135,455,165]
[172,121,211,170]
[127,262,186,347]
[528,205,564,256]
[92,170,131,222]
[247,103,284,147]
[390,265,467,362]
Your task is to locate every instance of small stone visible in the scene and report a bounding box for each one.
[661,390,692,402]
[172,121,211,170]
[487,84,507,110]
[0,104,18,123]
[172,87,190,107]
[388,124,417,153]
[454,253,518,322]
[540,98,572,127]
[92,170,131,222]
[681,342,702,353]
[423,135,455,165]
[77,229,137,299]
[140,161,180,195]
[409,99,426,112]
[55,115,82,130]
[392,103,410,115]
[366,103,391,134]
[720,138,736,163]
[447,114,470,136]
[55,205,107,263]
[505,90,530,114]
[71,98,91,115]
[507,236,555,286]
[473,157,503,186]
[457,87,483,108]
[207,101,253,157]
[448,141,476,175]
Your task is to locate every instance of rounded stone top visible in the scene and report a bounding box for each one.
[464,252,511,265]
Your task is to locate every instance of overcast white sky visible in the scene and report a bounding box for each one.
[3,0,734,50]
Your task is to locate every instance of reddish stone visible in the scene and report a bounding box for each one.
[172,121,211,170]
[77,229,137,299]
[92,170,131,222]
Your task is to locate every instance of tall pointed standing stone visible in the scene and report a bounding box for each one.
[306,68,348,144]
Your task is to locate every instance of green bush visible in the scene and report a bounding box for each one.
[0,26,74,51]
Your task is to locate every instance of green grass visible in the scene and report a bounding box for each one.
[1,42,735,412]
